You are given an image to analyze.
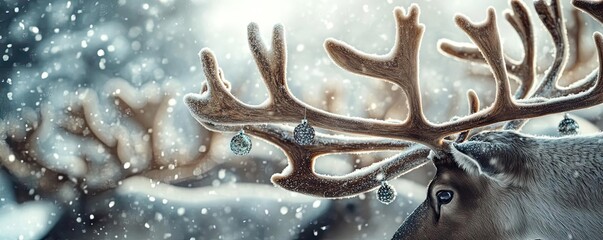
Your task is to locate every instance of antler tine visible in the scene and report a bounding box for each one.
[324,5,422,85]
[437,41,484,63]
[324,5,428,127]
[572,0,603,23]
[564,9,590,77]
[505,0,536,99]
[455,90,480,143]
[247,23,290,102]
[455,8,515,110]
[185,49,267,124]
[199,49,230,96]
[438,0,535,99]
[532,0,568,97]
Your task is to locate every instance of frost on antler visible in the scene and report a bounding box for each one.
[185,7,433,198]
[185,2,603,198]
[439,0,536,99]
[439,0,603,130]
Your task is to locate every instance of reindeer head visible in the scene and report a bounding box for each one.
[395,131,533,239]
[396,128,603,239]
[184,0,603,238]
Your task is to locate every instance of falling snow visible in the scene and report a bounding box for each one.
[0,0,601,239]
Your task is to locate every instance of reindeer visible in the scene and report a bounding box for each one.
[184,0,603,239]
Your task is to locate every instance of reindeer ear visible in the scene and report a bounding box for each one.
[451,141,519,181]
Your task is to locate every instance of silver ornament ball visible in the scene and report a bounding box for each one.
[558,114,579,136]
[230,131,252,155]
[377,181,397,204]
[294,119,315,145]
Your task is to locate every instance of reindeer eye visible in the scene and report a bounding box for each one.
[436,190,454,205]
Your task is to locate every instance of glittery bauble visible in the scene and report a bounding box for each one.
[377,181,396,204]
[230,131,252,155]
[558,114,579,136]
[294,119,315,145]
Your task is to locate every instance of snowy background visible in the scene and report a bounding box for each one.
[0,0,601,239]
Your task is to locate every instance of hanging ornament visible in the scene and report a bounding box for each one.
[294,119,315,145]
[558,114,579,136]
[230,130,252,155]
[377,181,397,205]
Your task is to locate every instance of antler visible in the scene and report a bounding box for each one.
[572,0,603,23]
[438,0,603,130]
[185,18,433,197]
[185,2,603,198]
[201,122,429,197]
[439,0,536,99]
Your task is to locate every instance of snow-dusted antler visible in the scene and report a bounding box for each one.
[185,3,603,198]
[439,0,603,131]
[185,16,432,197]
[439,0,536,99]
